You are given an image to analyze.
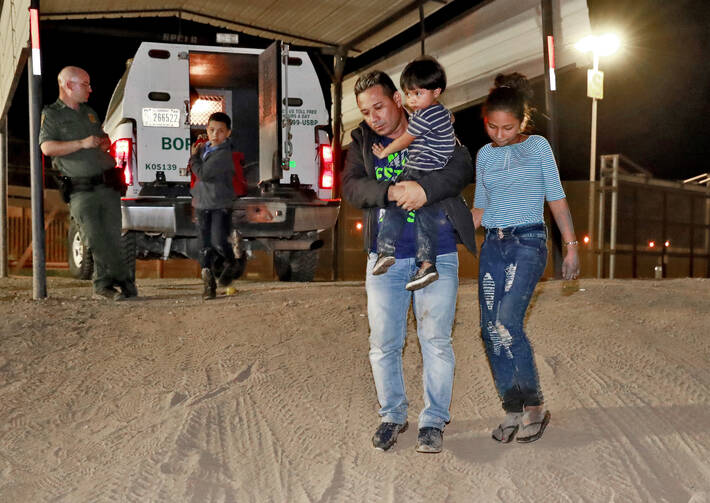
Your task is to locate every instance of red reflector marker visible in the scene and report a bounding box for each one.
[30,9,42,76]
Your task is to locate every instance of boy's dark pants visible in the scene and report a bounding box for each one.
[376,168,438,266]
[196,208,236,269]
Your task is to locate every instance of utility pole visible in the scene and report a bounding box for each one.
[331,46,347,280]
[541,0,562,278]
[28,1,47,298]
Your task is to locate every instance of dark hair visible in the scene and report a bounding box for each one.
[208,112,231,130]
[354,70,397,98]
[483,72,534,126]
[400,56,447,92]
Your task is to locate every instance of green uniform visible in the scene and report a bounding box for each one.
[39,98,130,292]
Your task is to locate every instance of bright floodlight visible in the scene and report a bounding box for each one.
[597,34,620,56]
[575,33,620,56]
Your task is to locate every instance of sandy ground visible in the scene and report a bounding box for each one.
[1,274,709,503]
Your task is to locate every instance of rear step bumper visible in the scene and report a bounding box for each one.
[121,197,340,238]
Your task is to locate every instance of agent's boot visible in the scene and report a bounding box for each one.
[115,280,138,301]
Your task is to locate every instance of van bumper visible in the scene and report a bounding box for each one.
[121,197,340,239]
[121,198,195,237]
[232,197,340,238]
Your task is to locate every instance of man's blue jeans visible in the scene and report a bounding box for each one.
[366,251,458,430]
[478,224,547,413]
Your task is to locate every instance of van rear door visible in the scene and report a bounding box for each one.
[258,41,283,186]
[130,45,190,184]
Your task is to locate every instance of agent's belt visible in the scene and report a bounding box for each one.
[67,174,105,191]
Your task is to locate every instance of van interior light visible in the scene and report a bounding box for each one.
[190,96,225,126]
[583,235,590,245]
[355,221,363,231]
[664,240,670,247]
[648,241,656,248]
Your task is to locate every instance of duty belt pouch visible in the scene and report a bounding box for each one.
[103,168,127,195]
[54,175,73,203]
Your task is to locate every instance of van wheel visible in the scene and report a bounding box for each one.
[67,221,93,280]
[121,231,137,282]
[274,250,319,282]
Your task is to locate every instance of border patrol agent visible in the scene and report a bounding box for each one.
[39,66,137,300]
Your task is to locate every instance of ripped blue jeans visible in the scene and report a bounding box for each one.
[478,223,547,413]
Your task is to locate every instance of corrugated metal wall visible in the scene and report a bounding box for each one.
[0,0,30,119]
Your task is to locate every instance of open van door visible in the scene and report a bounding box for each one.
[132,46,191,184]
[258,41,283,186]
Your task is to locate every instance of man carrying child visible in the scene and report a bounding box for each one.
[342,60,476,453]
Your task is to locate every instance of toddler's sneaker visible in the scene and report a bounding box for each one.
[372,253,396,275]
[406,263,438,291]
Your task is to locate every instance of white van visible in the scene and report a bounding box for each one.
[68,41,339,282]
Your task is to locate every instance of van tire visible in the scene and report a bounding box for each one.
[67,220,93,280]
[121,231,137,282]
[274,250,319,282]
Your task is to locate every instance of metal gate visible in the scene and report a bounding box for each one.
[596,154,710,278]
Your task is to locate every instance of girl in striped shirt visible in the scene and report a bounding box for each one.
[471,73,580,444]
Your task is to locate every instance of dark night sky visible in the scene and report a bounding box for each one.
[6,0,710,182]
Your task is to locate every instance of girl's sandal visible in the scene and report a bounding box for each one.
[491,412,523,443]
[516,409,551,443]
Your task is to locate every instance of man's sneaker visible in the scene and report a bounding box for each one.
[416,427,443,453]
[114,280,138,301]
[372,254,396,275]
[372,421,408,451]
[92,287,119,301]
[201,268,216,299]
[405,263,439,291]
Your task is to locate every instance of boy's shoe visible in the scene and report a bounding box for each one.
[201,268,217,299]
[405,263,439,291]
[416,427,443,453]
[218,261,236,287]
[372,254,396,275]
[372,421,408,451]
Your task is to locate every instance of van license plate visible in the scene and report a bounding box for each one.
[142,108,180,128]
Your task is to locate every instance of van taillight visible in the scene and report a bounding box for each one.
[111,138,132,185]
[319,144,334,189]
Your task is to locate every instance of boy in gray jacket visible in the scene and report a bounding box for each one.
[190,112,237,299]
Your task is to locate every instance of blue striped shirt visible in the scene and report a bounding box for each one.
[474,135,565,228]
[406,103,455,171]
